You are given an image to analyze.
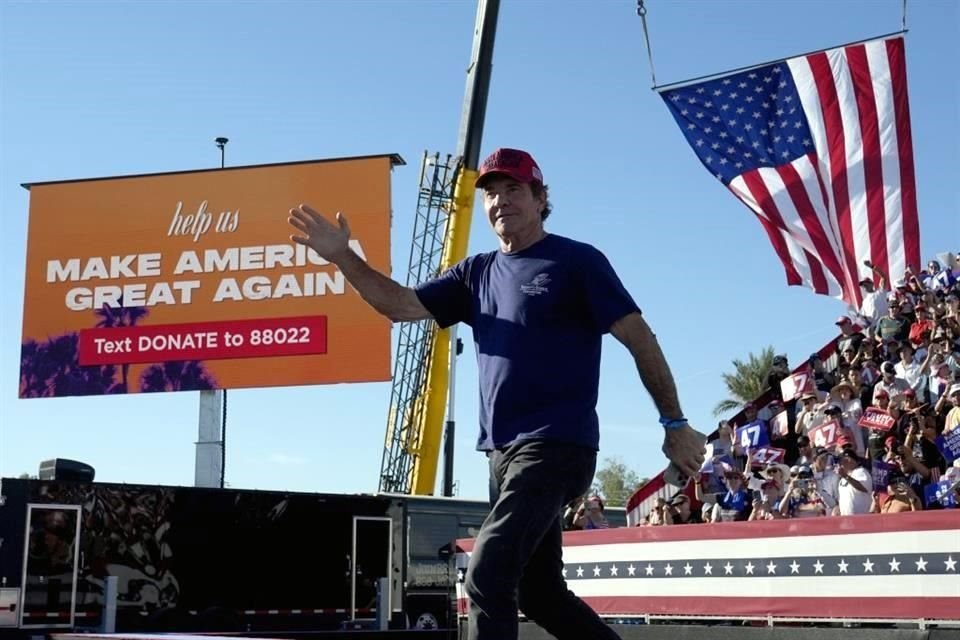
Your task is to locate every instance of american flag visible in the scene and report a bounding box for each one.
[661,35,920,307]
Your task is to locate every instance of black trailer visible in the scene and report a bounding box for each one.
[0,477,489,637]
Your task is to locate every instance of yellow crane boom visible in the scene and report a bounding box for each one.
[379,0,499,495]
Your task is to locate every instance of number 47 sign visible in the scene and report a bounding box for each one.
[809,419,841,448]
[736,421,770,449]
[780,371,813,402]
[751,447,786,466]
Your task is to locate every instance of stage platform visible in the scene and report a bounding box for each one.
[45,624,960,640]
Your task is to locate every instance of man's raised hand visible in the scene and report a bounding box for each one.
[288,204,352,263]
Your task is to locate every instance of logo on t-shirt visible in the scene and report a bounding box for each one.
[520,273,551,296]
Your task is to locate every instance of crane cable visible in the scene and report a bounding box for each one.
[637,0,908,91]
[636,0,657,89]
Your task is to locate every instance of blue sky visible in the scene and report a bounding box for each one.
[1,0,956,500]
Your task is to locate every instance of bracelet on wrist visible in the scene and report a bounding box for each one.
[659,416,689,430]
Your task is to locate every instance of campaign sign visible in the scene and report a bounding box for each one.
[701,471,728,496]
[699,444,717,473]
[872,459,895,490]
[736,420,770,450]
[770,410,790,437]
[780,371,813,402]
[935,429,960,463]
[923,479,958,508]
[19,155,398,397]
[750,447,786,467]
[858,407,896,432]
[701,450,735,475]
[809,419,841,448]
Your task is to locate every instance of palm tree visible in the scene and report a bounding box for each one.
[19,333,119,397]
[712,346,777,416]
[140,361,216,393]
[95,301,149,393]
[19,339,45,397]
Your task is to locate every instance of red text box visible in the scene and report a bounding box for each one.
[79,316,327,365]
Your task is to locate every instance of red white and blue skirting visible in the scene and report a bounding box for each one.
[456,511,960,623]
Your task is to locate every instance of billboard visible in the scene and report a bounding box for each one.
[19,154,402,398]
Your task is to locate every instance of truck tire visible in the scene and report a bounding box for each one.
[412,611,440,630]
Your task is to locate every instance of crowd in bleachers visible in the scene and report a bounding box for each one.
[579,255,960,529]
[660,255,960,524]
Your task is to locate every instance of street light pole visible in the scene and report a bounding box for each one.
[195,136,230,490]
[214,137,228,489]
[215,137,228,169]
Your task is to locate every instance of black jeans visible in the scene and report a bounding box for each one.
[463,439,622,640]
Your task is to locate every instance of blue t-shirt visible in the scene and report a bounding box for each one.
[414,234,639,451]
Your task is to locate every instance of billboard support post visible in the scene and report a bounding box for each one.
[196,391,223,488]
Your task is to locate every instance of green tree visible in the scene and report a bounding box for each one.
[591,457,646,507]
[712,345,777,416]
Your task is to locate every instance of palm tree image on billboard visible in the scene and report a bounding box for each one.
[20,302,216,398]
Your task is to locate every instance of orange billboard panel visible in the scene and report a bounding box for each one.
[20,154,401,398]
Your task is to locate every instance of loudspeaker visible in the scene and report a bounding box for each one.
[38,459,96,482]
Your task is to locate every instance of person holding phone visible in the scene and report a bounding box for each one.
[748,480,782,520]
[875,473,922,513]
[778,466,828,518]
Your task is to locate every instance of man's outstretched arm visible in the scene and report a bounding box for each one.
[610,311,706,477]
[333,250,432,322]
[289,204,432,323]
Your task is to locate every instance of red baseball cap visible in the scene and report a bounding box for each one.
[475,148,544,188]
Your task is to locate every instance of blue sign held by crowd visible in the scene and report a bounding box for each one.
[936,429,960,464]
[923,479,958,509]
[872,460,895,490]
[736,420,770,450]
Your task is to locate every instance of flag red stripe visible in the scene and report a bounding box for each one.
[804,247,829,294]
[739,173,804,286]
[807,52,862,308]
[809,155,863,294]
[845,44,890,284]
[581,596,959,620]
[776,158,848,297]
[886,38,921,272]
[756,215,804,286]
[810,156,836,243]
